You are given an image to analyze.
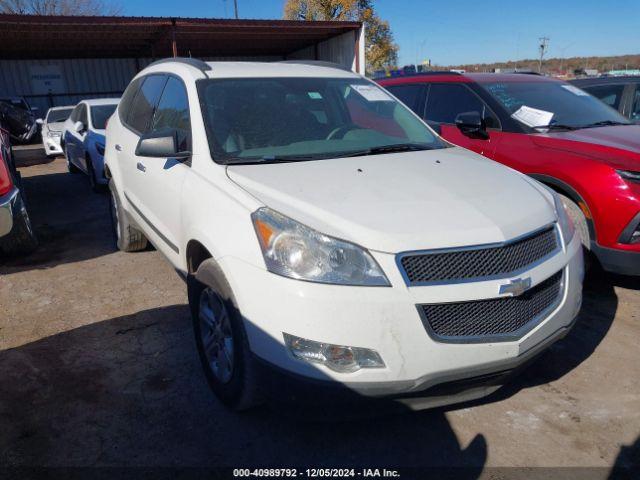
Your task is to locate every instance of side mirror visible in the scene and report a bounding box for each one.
[455,111,489,139]
[135,128,191,159]
[73,121,85,134]
[36,118,44,125]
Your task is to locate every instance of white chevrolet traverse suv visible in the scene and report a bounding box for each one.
[105,58,584,411]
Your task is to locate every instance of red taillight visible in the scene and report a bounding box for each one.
[0,147,14,196]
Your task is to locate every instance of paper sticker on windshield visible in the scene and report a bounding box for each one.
[351,84,394,102]
[308,92,322,99]
[511,105,554,128]
[561,84,590,96]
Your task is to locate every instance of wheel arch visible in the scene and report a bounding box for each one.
[186,239,213,274]
[529,173,596,241]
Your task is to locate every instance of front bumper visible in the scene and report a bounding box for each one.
[592,243,640,276]
[219,231,583,408]
[43,136,63,156]
[0,187,19,237]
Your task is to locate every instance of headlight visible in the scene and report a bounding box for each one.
[47,131,61,138]
[552,192,575,245]
[617,170,640,183]
[251,207,390,286]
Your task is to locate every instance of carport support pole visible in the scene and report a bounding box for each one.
[171,18,178,57]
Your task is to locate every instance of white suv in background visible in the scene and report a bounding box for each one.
[105,58,584,411]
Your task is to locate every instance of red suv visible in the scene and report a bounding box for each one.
[379,72,640,276]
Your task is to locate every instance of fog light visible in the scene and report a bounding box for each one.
[283,333,385,373]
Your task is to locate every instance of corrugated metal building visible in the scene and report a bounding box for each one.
[0,15,364,115]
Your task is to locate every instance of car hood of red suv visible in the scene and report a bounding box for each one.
[531,125,640,171]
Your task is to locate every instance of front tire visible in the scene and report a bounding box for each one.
[188,272,261,411]
[65,147,80,174]
[108,180,148,252]
[86,157,104,193]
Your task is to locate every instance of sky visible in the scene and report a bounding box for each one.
[122,0,640,67]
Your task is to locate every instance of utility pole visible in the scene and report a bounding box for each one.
[538,36,549,73]
[233,0,239,19]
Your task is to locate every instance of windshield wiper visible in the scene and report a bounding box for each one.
[337,143,438,158]
[580,120,630,129]
[532,123,578,131]
[225,154,320,165]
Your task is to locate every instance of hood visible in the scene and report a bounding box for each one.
[227,147,556,253]
[531,125,640,171]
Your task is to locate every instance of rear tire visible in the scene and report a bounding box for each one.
[108,180,148,252]
[0,192,38,255]
[188,270,261,411]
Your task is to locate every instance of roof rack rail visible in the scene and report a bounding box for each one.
[147,57,211,74]
[280,60,353,72]
[374,70,462,80]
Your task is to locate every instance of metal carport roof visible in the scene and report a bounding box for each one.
[0,14,362,60]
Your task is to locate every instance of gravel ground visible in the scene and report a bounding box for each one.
[0,149,638,476]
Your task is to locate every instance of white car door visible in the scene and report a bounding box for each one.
[131,76,191,264]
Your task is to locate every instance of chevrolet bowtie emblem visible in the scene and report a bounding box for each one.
[499,277,532,297]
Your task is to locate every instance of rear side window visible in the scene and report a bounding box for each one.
[386,84,424,112]
[127,75,167,134]
[152,77,191,151]
[584,84,625,110]
[119,77,142,126]
[426,83,500,128]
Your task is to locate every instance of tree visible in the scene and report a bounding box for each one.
[0,0,122,15]
[283,0,398,73]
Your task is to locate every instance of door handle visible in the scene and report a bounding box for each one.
[136,162,146,172]
[115,144,122,151]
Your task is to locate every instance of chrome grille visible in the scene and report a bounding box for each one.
[399,226,558,285]
[419,271,563,342]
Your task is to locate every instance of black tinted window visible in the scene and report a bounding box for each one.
[79,104,88,125]
[119,77,142,125]
[91,104,118,130]
[632,88,640,122]
[152,77,191,151]
[69,104,81,122]
[584,84,625,110]
[127,75,167,134]
[426,83,500,128]
[386,84,424,112]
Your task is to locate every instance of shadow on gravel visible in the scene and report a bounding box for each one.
[0,305,487,472]
[0,169,116,273]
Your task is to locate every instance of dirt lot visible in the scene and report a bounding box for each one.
[1,147,639,474]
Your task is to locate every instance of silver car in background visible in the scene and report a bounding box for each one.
[37,105,75,157]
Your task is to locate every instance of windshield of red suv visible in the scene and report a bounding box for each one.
[198,77,446,164]
[480,80,630,129]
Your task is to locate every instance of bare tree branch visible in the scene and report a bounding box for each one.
[0,0,122,15]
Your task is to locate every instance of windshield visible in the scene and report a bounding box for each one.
[90,104,117,130]
[198,77,445,164]
[480,81,630,129]
[46,108,73,123]
[0,98,28,110]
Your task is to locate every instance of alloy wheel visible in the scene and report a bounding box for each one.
[199,287,235,384]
